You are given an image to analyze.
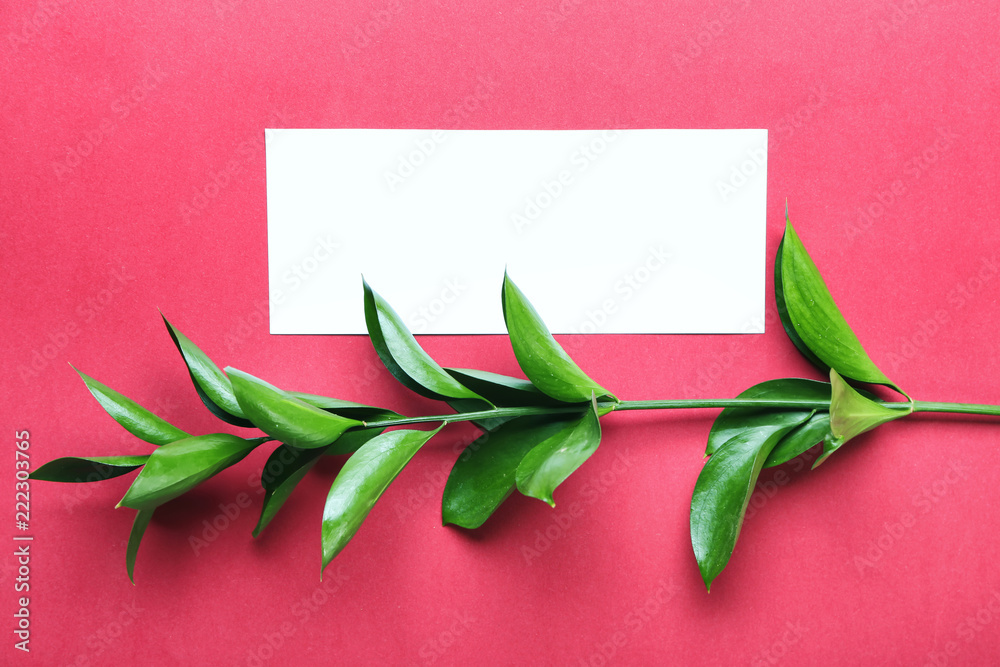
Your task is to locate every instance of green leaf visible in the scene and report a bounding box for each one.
[253,429,385,538]
[764,413,831,467]
[691,416,809,591]
[30,455,149,483]
[118,434,267,510]
[819,369,912,467]
[126,509,154,584]
[227,368,363,449]
[442,415,579,529]
[74,367,189,446]
[777,213,902,393]
[445,368,569,407]
[515,398,602,507]
[253,444,325,537]
[162,314,252,427]
[287,391,399,422]
[322,426,442,572]
[502,272,615,404]
[706,379,828,456]
[363,279,490,405]
[774,229,827,374]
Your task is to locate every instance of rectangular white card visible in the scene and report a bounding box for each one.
[265,129,767,334]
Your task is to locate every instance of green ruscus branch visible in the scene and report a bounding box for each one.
[30,209,1000,590]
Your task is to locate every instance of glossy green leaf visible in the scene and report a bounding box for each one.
[253,429,384,538]
[126,509,153,584]
[818,369,912,467]
[691,416,809,591]
[322,426,442,572]
[227,368,363,449]
[253,444,325,537]
[74,367,189,446]
[706,379,828,456]
[445,368,569,407]
[774,219,827,374]
[119,434,267,510]
[764,413,831,467]
[502,272,615,404]
[287,391,399,422]
[30,455,149,483]
[777,214,902,393]
[515,399,602,507]
[363,279,490,405]
[442,415,578,529]
[162,314,252,427]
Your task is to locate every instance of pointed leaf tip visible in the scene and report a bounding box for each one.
[692,414,810,590]
[162,315,252,426]
[322,426,443,571]
[502,274,615,404]
[776,215,903,394]
[227,368,362,449]
[127,508,154,584]
[442,414,574,529]
[515,399,602,506]
[362,280,490,405]
[73,368,189,446]
[119,433,265,510]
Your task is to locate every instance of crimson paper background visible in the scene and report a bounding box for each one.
[2,1,999,665]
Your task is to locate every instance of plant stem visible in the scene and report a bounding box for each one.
[911,401,1000,416]
[613,399,836,411]
[362,398,1000,430]
[362,396,916,429]
[363,405,586,429]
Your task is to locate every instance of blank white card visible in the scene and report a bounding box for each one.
[265,129,767,334]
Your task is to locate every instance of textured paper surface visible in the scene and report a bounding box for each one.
[266,129,767,334]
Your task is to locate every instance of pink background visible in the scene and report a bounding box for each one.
[3,1,999,665]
